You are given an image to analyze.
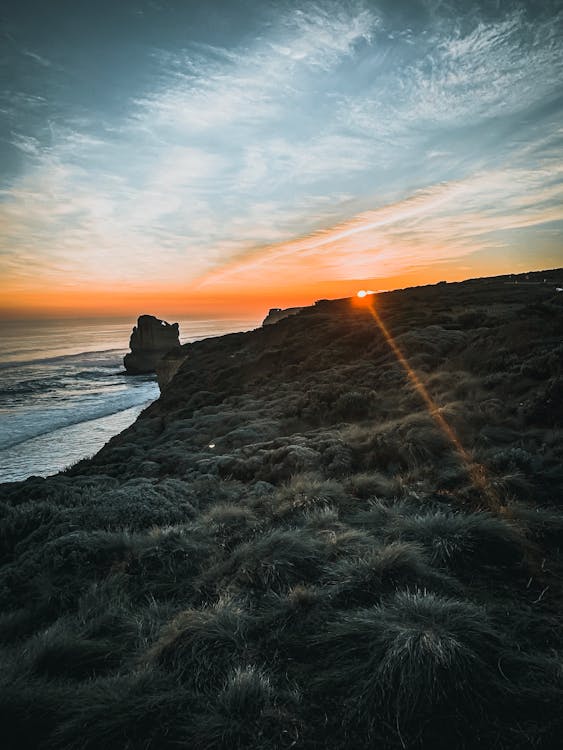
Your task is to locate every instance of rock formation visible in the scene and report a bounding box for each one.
[262,306,303,326]
[124,315,180,375]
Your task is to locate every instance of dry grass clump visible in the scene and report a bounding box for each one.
[272,474,346,519]
[146,597,252,689]
[313,590,506,746]
[202,528,328,594]
[323,542,460,607]
[193,666,302,749]
[388,509,525,573]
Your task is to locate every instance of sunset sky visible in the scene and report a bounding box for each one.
[1,0,562,318]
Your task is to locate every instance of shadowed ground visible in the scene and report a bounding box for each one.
[1,268,562,749]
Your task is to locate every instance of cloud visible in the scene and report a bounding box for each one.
[9,134,42,156]
[134,3,377,132]
[198,162,563,287]
[338,8,563,139]
[1,1,562,306]
[1,3,380,288]
[22,49,52,68]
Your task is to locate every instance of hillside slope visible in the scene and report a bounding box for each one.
[1,269,563,749]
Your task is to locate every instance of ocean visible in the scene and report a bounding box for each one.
[0,317,259,483]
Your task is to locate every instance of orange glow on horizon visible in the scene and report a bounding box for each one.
[0,259,529,320]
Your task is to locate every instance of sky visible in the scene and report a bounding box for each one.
[1,0,562,318]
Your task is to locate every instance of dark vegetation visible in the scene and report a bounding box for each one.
[1,268,563,749]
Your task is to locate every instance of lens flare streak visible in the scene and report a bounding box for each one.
[357,297,501,510]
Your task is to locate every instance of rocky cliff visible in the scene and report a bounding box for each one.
[262,306,303,325]
[124,314,180,374]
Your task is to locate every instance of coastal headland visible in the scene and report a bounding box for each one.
[1,268,563,749]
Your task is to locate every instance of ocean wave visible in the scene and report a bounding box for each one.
[0,404,152,482]
[0,382,159,451]
[0,367,152,400]
[0,376,133,399]
[0,348,125,370]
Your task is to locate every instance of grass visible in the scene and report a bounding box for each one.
[146,596,253,688]
[1,268,562,748]
[387,508,526,573]
[312,590,509,747]
[323,542,460,607]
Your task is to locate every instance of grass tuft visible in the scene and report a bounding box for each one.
[388,508,525,573]
[313,590,505,745]
[324,542,460,607]
[146,597,252,688]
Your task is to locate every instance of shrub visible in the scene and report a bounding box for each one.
[0,602,61,643]
[272,475,346,519]
[257,584,334,663]
[123,526,216,602]
[30,634,123,680]
[0,503,65,563]
[0,671,71,750]
[346,472,401,499]
[334,390,373,420]
[199,503,259,552]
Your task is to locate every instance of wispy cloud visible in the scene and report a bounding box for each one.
[199,162,563,287]
[21,49,52,68]
[338,8,563,139]
[134,3,377,132]
[1,2,380,289]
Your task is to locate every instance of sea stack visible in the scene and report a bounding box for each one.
[124,315,180,375]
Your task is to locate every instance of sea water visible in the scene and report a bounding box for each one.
[0,317,259,483]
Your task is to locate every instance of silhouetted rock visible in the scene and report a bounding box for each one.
[262,306,303,325]
[124,315,180,374]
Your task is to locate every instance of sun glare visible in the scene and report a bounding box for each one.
[357,290,368,298]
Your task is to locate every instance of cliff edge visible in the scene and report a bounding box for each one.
[262,306,303,325]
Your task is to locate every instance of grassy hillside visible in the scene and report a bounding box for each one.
[1,269,563,749]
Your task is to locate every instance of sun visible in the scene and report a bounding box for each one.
[357,290,368,298]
